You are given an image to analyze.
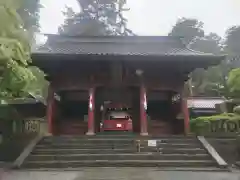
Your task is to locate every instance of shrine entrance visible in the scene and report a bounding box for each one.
[91,87,140,134]
[34,35,224,136]
[55,90,89,135]
[147,100,174,135]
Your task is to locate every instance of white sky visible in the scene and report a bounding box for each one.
[39,0,240,37]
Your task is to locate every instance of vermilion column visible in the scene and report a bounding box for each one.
[140,84,148,136]
[86,87,95,135]
[46,85,54,135]
[182,98,190,135]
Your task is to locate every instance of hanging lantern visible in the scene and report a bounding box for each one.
[143,92,147,110]
[89,91,93,111]
[172,94,181,103]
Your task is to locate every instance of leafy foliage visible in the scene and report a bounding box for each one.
[227,68,240,97]
[27,66,49,98]
[169,18,228,97]
[190,33,227,96]
[192,113,237,122]
[0,0,35,98]
[189,33,222,54]
[59,0,134,36]
[224,26,240,69]
[168,18,204,44]
[190,113,240,134]
[225,26,240,55]
[17,0,41,32]
[233,105,240,115]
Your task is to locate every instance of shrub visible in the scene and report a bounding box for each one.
[233,105,240,115]
[190,113,240,134]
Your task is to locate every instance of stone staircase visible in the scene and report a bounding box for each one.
[21,135,220,169]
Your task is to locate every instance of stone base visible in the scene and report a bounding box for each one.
[140,132,149,136]
[44,132,53,136]
[86,131,95,136]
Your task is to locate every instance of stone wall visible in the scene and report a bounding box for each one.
[207,137,238,165]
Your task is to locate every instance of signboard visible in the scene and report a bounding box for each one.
[24,120,39,133]
[148,140,157,147]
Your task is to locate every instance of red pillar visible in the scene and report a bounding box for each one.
[182,98,190,135]
[140,84,148,136]
[46,86,54,135]
[86,87,95,135]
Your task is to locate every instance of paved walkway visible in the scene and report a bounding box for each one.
[1,168,240,180]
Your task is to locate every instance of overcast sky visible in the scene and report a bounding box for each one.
[40,0,240,37]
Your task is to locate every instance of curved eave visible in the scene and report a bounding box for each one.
[31,53,226,75]
[191,54,226,66]
[31,52,225,61]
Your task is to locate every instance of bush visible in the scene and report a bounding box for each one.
[233,105,240,115]
[192,113,238,122]
[190,113,240,134]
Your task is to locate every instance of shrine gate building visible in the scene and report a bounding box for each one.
[32,35,224,136]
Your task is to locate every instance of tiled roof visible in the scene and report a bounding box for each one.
[33,35,218,57]
[187,98,225,109]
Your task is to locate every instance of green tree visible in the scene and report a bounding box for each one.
[214,26,240,98]
[225,26,240,55]
[189,33,227,96]
[18,0,47,99]
[17,0,41,31]
[0,0,35,98]
[227,68,240,97]
[27,66,48,98]
[17,0,41,44]
[225,26,240,68]
[59,0,134,36]
[169,18,227,96]
[169,18,204,44]
[189,33,222,54]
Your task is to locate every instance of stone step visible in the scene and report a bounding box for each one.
[140,147,206,154]
[139,143,201,148]
[22,135,219,169]
[43,135,197,141]
[41,138,136,144]
[41,139,199,145]
[22,160,216,168]
[32,147,206,154]
[27,153,211,161]
[35,144,135,149]
[32,148,137,154]
[43,135,197,142]
[42,140,200,146]
[21,167,227,172]
[41,137,199,142]
[36,143,201,149]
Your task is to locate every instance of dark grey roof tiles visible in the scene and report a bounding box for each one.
[33,35,218,57]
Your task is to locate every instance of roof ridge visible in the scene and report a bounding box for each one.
[45,34,182,39]
[178,37,216,55]
[185,47,214,55]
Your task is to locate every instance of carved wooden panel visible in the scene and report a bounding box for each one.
[50,61,186,93]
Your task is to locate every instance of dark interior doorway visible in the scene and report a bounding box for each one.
[56,99,89,135]
[147,100,173,135]
[61,101,88,120]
